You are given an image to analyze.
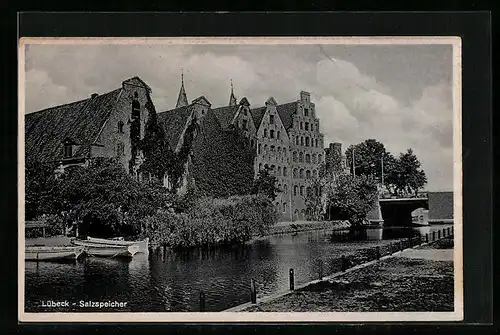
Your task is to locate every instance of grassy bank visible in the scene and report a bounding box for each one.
[241,237,454,312]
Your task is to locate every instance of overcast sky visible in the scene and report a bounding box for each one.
[24,42,455,191]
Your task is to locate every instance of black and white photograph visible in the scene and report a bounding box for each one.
[18,37,462,322]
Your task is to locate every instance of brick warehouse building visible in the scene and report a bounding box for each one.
[25,75,347,222]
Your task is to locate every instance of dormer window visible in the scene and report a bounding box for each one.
[242,119,248,130]
[305,108,309,117]
[118,121,125,133]
[270,115,275,124]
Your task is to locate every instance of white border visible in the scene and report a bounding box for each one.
[18,36,463,323]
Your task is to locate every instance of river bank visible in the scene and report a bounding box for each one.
[238,236,454,312]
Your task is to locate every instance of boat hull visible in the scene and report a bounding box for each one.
[25,246,85,261]
[72,240,140,258]
[87,237,149,254]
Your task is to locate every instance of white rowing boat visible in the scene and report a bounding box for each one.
[87,236,149,254]
[71,240,140,258]
[25,245,85,261]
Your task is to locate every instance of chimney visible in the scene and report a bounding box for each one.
[91,93,99,99]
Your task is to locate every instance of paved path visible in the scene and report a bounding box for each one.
[395,248,453,261]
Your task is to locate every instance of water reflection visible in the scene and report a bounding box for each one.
[25,224,452,312]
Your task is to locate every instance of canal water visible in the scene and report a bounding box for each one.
[24,224,451,313]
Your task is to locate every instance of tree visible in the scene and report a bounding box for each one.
[345,139,393,182]
[251,166,280,201]
[25,158,59,220]
[392,149,427,196]
[326,174,378,226]
[54,158,173,237]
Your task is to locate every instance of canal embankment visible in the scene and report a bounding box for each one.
[226,231,454,312]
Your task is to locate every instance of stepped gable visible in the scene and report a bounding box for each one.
[25,88,122,163]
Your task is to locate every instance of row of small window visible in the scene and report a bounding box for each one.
[263,128,281,139]
[272,184,321,198]
[257,144,288,155]
[292,152,322,164]
[296,120,317,132]
[258,164,318,179]
[294,136,319,148]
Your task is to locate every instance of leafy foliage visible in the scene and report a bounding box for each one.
[143,194,279,249]
[190,111,256,197]
[251,166,280,201]
[326,174,378,226]
[345,139,427,196]
[25,157,59,220]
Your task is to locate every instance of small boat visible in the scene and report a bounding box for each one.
[71,240,140,258]
[25,245,85,262]
[411,208,429,226]
[86,236,149,254]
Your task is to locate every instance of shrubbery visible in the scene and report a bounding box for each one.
[143,194,279,249]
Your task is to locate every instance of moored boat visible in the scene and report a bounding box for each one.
[87,236,149,254]
[72,240,140,258]
[25,245,85,261]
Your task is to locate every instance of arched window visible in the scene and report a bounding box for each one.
[271,145,275,152]
[318,154,322,162]
[306,170,311,179]
[264,129,268,137]
[305,122,309,131]
[118,121,124,133]
[313,170,317,178]
[306,187,312,197]
[264,144,268,152]
[305,137,310,147]
[293,168,298,178]
[312,154,316,163]
[305,154,311,163]
[315,138,318,147]
[283,167,288,176]
[300,122,303,130]
[277,131,281,139]
[300,137,304,146]
[258,144,262,154]
[299,152,304,162]
[293,152,298,162]
[277,147,281,154]
[304,108,309,117]
[299,169,304,179]
[270,129,275,138]
[300,186,304,196]
[284,184,288,194]
[278,166,282,176]
[283,202,287,212]
[294,185,298,196]
[295,136,299,145]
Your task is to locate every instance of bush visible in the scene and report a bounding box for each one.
[143,194,279,249]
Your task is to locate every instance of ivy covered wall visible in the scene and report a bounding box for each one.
[190,109,256,198]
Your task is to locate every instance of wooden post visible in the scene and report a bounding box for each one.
[408,237,412,248]
[289,268,295,291]
[250,279,257,304]
[376,246,381,260]
[389,242,393,254]
[42,227,46,238]
[400,241,403,251]
[318,261,323,280]
[425,233,429,243]
[341,255,347,272]
[199,291,206,312]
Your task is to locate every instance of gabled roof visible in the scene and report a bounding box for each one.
[25,88,122,162]
[211,105,239,129]
[250,106,266,129]
[276,102,298,131]
[157,105,193,151]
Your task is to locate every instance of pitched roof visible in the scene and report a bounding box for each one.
[211,105,239,129]
[250,106,266,129]
[157,105,193,150]
[25,88,122,162]
[276,102,298,131]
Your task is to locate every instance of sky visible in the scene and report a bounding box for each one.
[24,42,456,191]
